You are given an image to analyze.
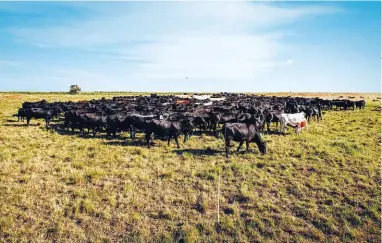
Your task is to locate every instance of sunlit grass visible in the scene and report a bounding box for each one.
[0,92,380,242]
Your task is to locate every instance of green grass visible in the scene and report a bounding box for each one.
[0,92,380,242]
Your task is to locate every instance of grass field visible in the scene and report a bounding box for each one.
[0,92,381,242]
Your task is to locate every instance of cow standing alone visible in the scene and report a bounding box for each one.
[145,119,194,148]
[222,123,267,158]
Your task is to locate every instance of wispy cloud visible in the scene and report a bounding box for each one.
[4,2,342,89]
[5,1,378,93]
[9,2,341,48]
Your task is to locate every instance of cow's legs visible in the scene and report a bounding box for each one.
[167,134,172,146]
[183,134,189,143]
[145,132,152,148]
[129,127,135,139]
[106,128,111,139]
[132,128,136,139]
[245,140,250,152]
[225,139,231,158]
[213,123,218,137]
[45,118,48,129]
[174,135,180,149]
[237,141,244,152]
[280,123,286,135]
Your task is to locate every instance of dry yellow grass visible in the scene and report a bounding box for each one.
[0,92,380,242]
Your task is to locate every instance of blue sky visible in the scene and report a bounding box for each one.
[0,1,380,92]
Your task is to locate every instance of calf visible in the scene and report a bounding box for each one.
[17,108,26,122]
[222,123,267,158]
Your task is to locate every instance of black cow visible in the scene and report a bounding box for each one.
[144,119,194,148]
[17,108,26,122]
[355,100,366,109]
[237,113,266,132]
[77,113,107,136]
[346,100,355,111]
[125,113,158,139]
[264,111,281,134]
[192,115,209,132]
[209,112,237,135]
[222,123,267,158]
[22,100,47,109]
[106,113,128,138]
[305,105,322,122]
[25,108,59,128]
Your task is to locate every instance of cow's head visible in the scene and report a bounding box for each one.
[258,141,267,155]
[180,118,194,134]
[253,133,267,155]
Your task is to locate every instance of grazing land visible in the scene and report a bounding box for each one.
[0,92,380,242]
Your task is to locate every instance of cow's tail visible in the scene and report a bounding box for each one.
[222,124,226,141]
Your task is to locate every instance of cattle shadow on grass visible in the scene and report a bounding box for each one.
[173,148,220,156]
[49,124,126,140]
[104,140,147,147]
[49,124,72,135]
[2,123,39,127]
[262,130,282,135]
[5,119,19,123]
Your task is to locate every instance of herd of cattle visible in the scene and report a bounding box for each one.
[16,93,366,158]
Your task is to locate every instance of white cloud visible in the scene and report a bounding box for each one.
[10,2,340,48]
[4,2,344,91]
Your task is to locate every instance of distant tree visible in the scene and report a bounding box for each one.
[69,85,81,95]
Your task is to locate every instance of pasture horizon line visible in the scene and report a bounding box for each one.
[0,91,380,94]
